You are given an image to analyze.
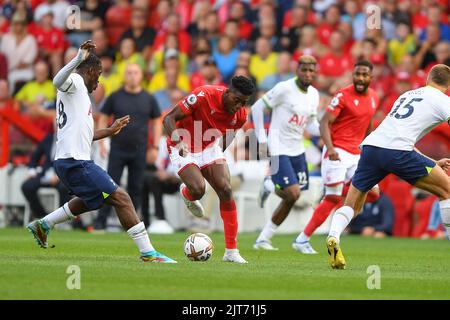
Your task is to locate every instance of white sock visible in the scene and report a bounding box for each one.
[43,202,74,229]
[127,222,155,255]
[328,206,354,242]
[296,232,310,243]
[439,199,450,239]
[256,220,278,242]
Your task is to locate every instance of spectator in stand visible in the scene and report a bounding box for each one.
[104,0,132,47]
[213,35,240,83]
[153,67,187,112]
[423,41,450,73]
[249,37,278,85]
[364,27,388,57]
[153,13,191,55]
[21,132,70,221]
[292,25,326,61]
[149,0,172,31]
[187,0,213,38]
[34,0,69,30]
[423,199,448,239]
[352,37,378,62]
[377,71,413,118]
[259,51,294,92]
[280,5,309,52]
[0,79,19,111]
[397,54,426,89]
[2,0,34,22]
[150,34,188,74]
[203,12,221,48]
[236,51,252,70]
[347,193,395,237]
[228,1,253,40]
[93,63,161,232]
[65,0,109,47]
[188,36,212,74]
[341,0,365,41]
[92,28,113,57]
[148,49,190,93]
[317,30,353,92]
[31,8,65,77]
[223,20,249,51]
[419,4,450,42]
[317,4,341,46]
[250,17,282,52]
[382,0,411,32]
[114,37,146,81]
[119,8,155,62]
[413,23,441,70]
[388,21,417,66]
[94,52,122,105]
[0,12,38,94]
[190,56,224,90]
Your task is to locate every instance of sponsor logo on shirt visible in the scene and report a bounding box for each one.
[354,99,359,106]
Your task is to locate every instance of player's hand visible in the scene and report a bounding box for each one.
[79,40,96,60]
[437,158,450,171]
[110,115,130,136]
[176,141,189,157]
[327,148,341,161]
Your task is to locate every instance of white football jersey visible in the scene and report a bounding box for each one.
[362,86,450,151]
[262,77,319,156]
[54,73,94,160]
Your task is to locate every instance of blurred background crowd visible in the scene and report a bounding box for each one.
[0,0,449,239]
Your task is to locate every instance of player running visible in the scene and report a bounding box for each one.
[163,76,255,263]
[251,55,321,252]
[296,60,381,253]
[326,64,450,269]
[27,40,176,263]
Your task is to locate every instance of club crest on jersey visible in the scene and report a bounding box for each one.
[354,99,359,106]
[187,94,197,105]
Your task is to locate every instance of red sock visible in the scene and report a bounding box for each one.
[181,185,195,201]
[304,195,342,237]
[220,200,238,249]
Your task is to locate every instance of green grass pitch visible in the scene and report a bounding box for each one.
[1,227,449,299]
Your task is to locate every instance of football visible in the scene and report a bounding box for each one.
[184,233,214,261]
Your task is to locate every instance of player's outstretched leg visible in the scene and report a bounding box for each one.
[326,184,367,269]
[27,198,86,248]
[106,188,176,263]
[178,165,205,218]
[254,184,300,251]
[414,165,450,238]
[202,162,247,263]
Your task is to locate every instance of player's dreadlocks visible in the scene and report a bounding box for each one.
[77,53,101,72]
[230,75,255,96]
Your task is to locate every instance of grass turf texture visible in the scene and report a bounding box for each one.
[0,227,449,299]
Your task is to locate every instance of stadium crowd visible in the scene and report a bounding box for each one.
[0,0,449,239]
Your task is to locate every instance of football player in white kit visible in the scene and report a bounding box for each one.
[27,40,176,263]
[251,55,320,252]
[326,64,450,269]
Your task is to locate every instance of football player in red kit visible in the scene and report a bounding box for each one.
[163,76,255,263]
[296,60,381,253]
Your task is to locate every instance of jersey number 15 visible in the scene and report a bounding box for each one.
[389,98,423,119]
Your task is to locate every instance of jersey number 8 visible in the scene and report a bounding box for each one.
[57,101,67,129]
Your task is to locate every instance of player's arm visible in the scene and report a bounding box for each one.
[53,40,95,91]
[365,119,374,137]
[93,115,130,141]
[414,147,450,170]
[162,105,189,156]
[320,111,340,161]
[251,96,272,158]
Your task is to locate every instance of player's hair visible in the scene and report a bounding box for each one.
[230,75,255,96]
[77,53,101,72]
[298,55,317,66]
[355,60,373,71]
[428,64,450,87]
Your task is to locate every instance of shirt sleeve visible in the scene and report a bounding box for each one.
[261,82,284,109]
[436,93,450,124]
[149,94,161,119]
[326,91,345,117]
[177,87,203,115]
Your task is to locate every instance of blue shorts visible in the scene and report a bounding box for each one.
[270,154,309,190]
[54,159,119,210]
[352,145,436,192]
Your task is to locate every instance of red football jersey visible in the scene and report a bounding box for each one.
[168,85,248,153]
[326,85,379,154]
